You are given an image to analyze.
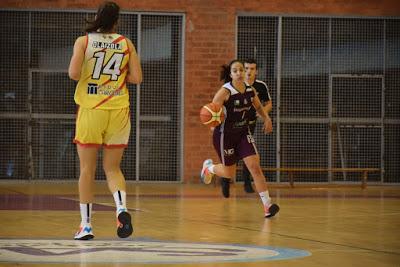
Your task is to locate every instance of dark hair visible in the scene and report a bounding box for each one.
[85,1,120,33]
[220,59,244,83]
[244,58,257,68]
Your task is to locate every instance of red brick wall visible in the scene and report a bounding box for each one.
[1,0,399,182]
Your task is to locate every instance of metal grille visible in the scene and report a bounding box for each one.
[0,10,183,181]
[384,125,400,183]
[332,76,382,118]
[384,19,400,183]
[331,19,384,75]
[385,19,400,118]
[138,15,182,181]
[0,119,29,179]
[332,126,381,182]
[31,72,76,114]
[238,15,400,184]
[31,120,78,179]
[281,17,329,118]
[237,16,278,182]
[236,16,277,83]
[31,12,87,70]
[280,123,329,182]
[0,12,29,113]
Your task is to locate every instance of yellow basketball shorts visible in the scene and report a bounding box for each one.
[74,106,131,148]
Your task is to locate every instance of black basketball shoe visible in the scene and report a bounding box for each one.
[221,178,230,198]
[117,211,133,238]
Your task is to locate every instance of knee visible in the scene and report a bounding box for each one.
[80,164,96,177]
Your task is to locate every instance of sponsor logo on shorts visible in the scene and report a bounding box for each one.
[247,134,255,143]
[224,148,235,156]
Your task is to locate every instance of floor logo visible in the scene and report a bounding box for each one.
[0,239,310,264]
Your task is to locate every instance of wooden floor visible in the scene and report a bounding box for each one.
[0,180,399,266]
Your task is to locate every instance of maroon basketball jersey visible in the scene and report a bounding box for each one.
[217,82,255,134]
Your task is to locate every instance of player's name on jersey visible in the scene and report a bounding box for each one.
[92,41,122,50]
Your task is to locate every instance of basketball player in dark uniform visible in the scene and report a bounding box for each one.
[200,59,279,218]
[220,59,272,197]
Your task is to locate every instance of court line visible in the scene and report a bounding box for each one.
[2,192,400,199]
[187,219,400,256]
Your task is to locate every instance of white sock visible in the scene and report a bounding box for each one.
[208,164,215,174]
[113,190,127,214]
[259,191,271,206]
[80,203,92,225]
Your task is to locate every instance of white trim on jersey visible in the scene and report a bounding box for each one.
[223,82,238,95]
[255,79,272,100]
[223,82,251,95]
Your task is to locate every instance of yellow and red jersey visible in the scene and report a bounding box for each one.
[74,33,130,109]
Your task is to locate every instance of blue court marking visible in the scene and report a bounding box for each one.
[0,238,311,264]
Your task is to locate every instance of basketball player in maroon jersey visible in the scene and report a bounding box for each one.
[220,58,272,197]
[200,60,279,218]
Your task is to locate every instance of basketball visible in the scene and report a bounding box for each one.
[199,102,225,127]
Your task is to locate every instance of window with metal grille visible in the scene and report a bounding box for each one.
[237,15,400,183]
[0,10,184,181]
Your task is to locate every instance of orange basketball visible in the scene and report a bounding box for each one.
[199,102,225,127]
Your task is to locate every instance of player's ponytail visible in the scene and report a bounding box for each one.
[220,64,231,83]
[85,1,120,33]
[220,59,243,83]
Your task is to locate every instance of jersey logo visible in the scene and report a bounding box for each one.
[87,83,98,94]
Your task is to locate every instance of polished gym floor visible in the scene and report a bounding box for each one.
[0,180,399,266]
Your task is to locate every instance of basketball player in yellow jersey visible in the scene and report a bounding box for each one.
[68,1,142,240]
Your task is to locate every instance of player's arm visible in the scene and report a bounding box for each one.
[209,87,229,131]
[68,36,86,81]
[256,99,272,117]
[212,87,230,106]
[126,38,143,84]
[253,90,272,134]
[264,100,272,114]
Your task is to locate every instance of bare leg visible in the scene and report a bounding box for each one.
[243,154,279,218]
[77,146,98,203]
[103,147,133,238]
[75,145,97,240]
[242,154,268,193]
[103,147,126,194]
[242,163,255,193]
[213,163,237,179]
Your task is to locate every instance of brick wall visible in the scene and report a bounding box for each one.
[1,0,399,182]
